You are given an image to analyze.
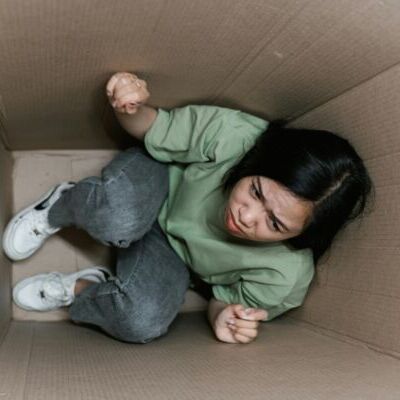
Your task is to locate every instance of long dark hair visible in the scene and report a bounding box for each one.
[223,121,373,264]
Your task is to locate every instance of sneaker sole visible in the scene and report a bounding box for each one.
[2,183,74,261]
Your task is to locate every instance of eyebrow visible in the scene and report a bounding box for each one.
[256,177,291,233]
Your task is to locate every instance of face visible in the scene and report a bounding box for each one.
[224,176,314,242]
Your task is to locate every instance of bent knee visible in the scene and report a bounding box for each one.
[86,213,144,248]
[112,319,168,344]
[107,301,173,344]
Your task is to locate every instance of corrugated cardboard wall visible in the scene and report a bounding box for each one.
[289,62,400,357]
[0,114,13,342]
[0,0,400,355]
[1,1,400,149]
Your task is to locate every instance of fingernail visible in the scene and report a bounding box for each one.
[228,318,235,325]
[245,308,253,314]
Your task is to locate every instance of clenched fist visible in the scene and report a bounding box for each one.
[106,72,150,115]
[213,304,268,344]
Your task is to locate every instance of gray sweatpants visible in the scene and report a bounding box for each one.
[48,147,191,344]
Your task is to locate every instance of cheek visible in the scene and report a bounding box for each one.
[229,189,245,207]
[250,221,271,240]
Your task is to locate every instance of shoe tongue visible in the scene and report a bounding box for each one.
[30,211,59,237]
[42,274,74,303]
[36,220,58,236]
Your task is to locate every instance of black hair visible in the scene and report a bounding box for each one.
[223,121,373,264]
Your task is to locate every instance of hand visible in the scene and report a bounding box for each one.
[213,304,268,344]
[106,72,150,115]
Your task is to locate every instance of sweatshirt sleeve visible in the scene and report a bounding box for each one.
[144,105,268,164]
[212,252,315,321]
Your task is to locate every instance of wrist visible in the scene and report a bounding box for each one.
[207,297,228,328]
[114,105,157,142]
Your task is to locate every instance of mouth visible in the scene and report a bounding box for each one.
[226,209,243,234]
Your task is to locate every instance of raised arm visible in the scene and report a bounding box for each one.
[106,72,158,141]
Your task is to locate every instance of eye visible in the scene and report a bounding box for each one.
[251,181,282,233]
[270,218,281,232]
[250,182,261,199]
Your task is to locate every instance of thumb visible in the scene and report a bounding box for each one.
[237,307,269,321]
[256,308,269,321]
[231,304,246,318]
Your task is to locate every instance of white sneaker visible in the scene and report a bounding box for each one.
[2,182,76,261]
[13,266,112,311]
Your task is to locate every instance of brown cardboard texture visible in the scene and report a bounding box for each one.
[0,1,400,398]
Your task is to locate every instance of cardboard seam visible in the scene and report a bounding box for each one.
[0,319,11,348]
[254,0,382,102]
[213,0,376,106]
[210,0,313,103]
[286,317,400,361]
[288,59,400,123]
[21,323,34,400]
[333,244,400,250]
[0,114,11,151]
[70,158,80,274]
[12,149,118,158]
[100,98,111,138]
[311,283,400,300]
[149,0,168,36]
[365,151,400,162]
[219,2,350,104]
[360,183,400,190]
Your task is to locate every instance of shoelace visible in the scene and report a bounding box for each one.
[40,272,74,305]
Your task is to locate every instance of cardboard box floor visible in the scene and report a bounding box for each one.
[2,314,400,400]
[1,0,400,398]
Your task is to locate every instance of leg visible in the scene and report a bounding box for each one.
[48,147,168,248]
[69,222,190,343]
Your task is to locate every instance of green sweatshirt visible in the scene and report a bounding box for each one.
[144,105,314,320]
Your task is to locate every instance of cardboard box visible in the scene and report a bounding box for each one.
[1,1,400,398]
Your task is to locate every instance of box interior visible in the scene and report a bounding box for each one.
[1,1,400,398]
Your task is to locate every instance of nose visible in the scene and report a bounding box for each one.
[238,204,262,228]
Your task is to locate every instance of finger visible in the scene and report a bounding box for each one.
[238,308,268,321]
[114,92,142,109]
[231,318,259,329]
[232,304,246,318]
[113,74,139,95]
[113,79,142,98]
[106,73,124,97]
[233,332,253,344]
[221,332,240,344]
[256,309,269,321]
[114,104,128,114]
[113,85,149,107]
[235,327,258,339]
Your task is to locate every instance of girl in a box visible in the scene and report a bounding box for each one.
[2,72,372,344]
